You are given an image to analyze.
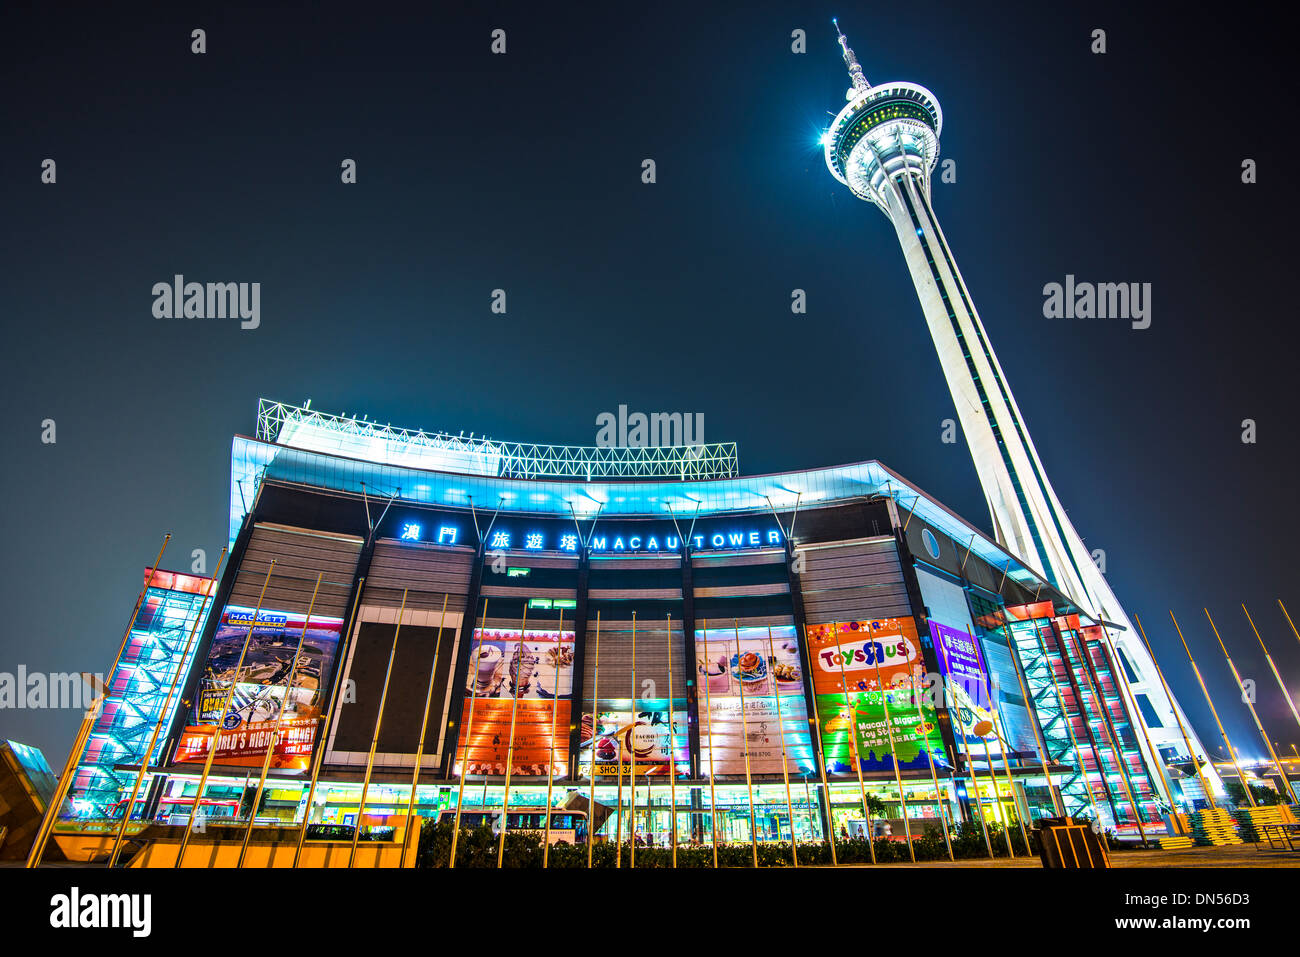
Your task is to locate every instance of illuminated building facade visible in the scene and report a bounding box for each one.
[46,399,1193,850]
[820,22,1219,801]
[69,570,216,820]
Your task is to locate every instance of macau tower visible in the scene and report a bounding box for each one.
[820,20,1220,802]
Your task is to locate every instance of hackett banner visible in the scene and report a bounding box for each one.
[176,606,343,772]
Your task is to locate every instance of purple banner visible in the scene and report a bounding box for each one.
[929,620,990,709]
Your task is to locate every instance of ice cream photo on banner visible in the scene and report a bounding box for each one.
[465,629,574,699]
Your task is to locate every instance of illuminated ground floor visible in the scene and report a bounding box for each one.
[115,766,1099,846]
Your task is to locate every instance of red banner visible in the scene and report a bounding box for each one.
[173,717,317,771]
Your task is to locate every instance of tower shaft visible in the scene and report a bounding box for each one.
[821,28,1223,805]
[884,166,1215,792]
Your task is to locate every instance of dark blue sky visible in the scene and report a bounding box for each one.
[2,1,1297,775]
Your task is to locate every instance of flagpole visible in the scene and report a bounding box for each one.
[106,546,227,868]
[938,638,993,858]
[1134,613,1216,811]
[627,611,637,868]
[958,629,1014,857]
[496,605,530,867]
[29,534,171,869]
[911,669,953,860]
[1279,600,1300,649]
[543,608,564,865]
[449,599,490,868]
[237,571,323,867]
[1205,609,1297,803]
[798,624,837,865]
[176,560,276,868]
[802,774,815,846]
[586,610,600,868]
[1169,610,1255,807]
[1243,605,1300,732]
[349,588,408,867]
[403,592,450,856]
[27,697,98,868]
[766,626,798,867]
[829,622,877,862]
[990,713,1029,851]
[957,705,995,859]
[667,613,678,867]
[292,578,365,866]
[615,616,626,870]
[980,731,1014,855]
[868,632,915,861]
[700,618,720,868]
[733,619,760,868]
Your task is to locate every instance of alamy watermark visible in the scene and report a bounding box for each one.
[595,405,704,448]
[0,668,106,710]
[1042,275,1150,330]
[50,887,151,937]
[152,275,260,329]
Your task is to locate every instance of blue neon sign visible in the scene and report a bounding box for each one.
[394,522,459,546]
[587,528,782,553]
[393,518,782,553]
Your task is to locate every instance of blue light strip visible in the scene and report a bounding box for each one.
[229,434,1057,599]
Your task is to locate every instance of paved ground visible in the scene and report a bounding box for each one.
[869,843,1300,868]
[1113,844,1299,868]
[5,841,1297,868]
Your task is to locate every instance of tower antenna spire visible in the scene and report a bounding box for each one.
[832,18,871,93]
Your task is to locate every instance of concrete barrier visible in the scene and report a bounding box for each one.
[50,816,422,868]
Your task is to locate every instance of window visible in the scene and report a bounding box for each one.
[1134,693,1163,729]
[1116,646,1141,684]
[921,528,941,560]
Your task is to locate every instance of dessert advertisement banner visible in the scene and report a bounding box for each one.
[175,605,343,771]
[696,627,814,776]
[455,629,575,776]
[807,619,948,774]
[576,701,689,778]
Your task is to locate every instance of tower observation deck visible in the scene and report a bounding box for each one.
[821,21,1221,797]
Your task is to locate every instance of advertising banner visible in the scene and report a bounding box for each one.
[455,629,574,776]
[930,619,1000,751]
[806,619,947,774]
[930,620,991,708]
[175,716,318,767]
[932,618,1042,759]
[696,627,813,776]
[176,605,343,771]
[576,701,689,778]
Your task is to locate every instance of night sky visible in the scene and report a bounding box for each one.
[3,2,1297,777]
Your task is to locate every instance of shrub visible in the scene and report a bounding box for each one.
[415,817,1039,867]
